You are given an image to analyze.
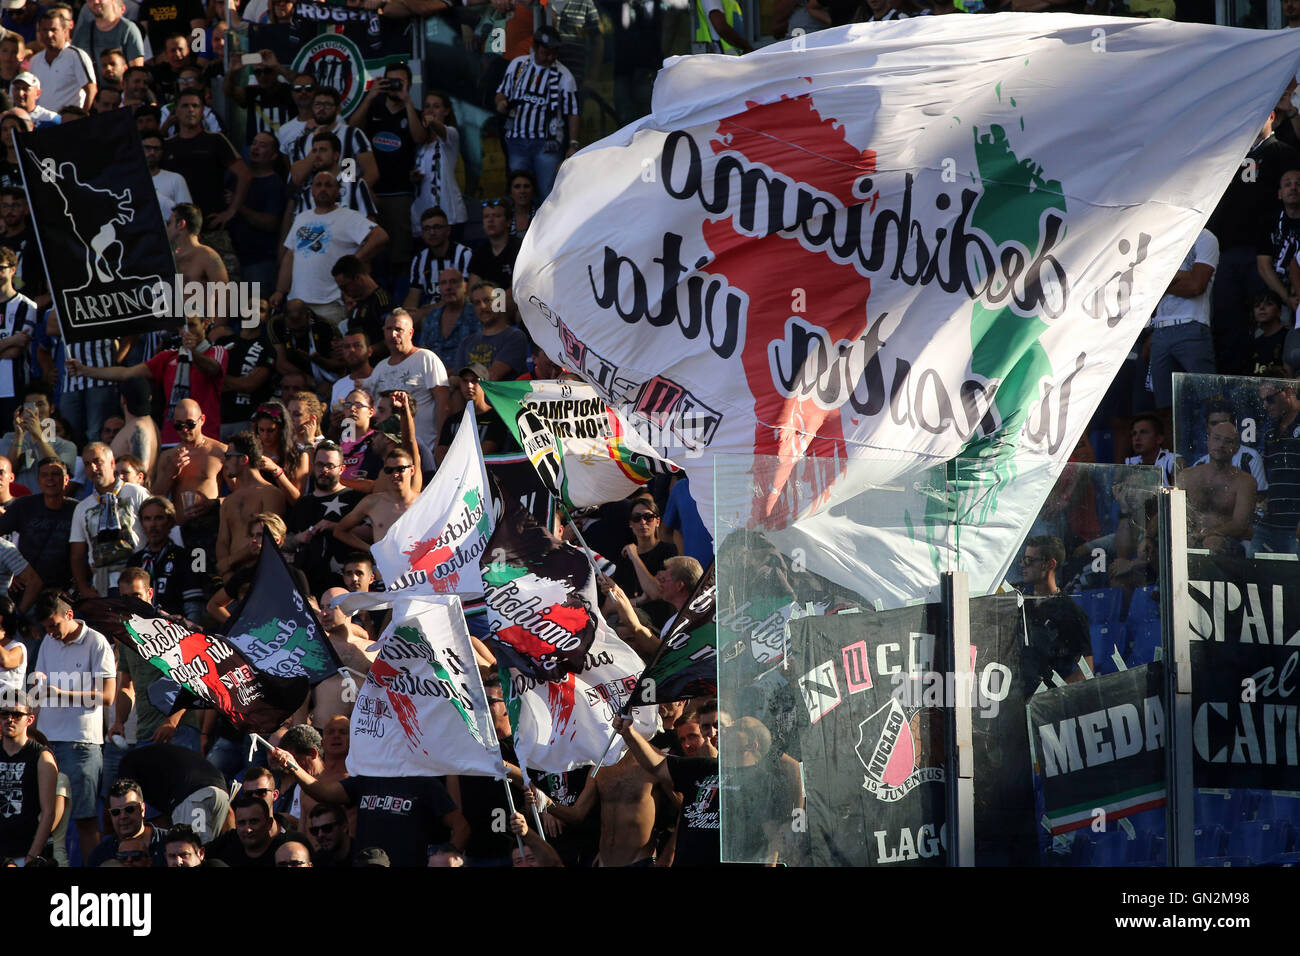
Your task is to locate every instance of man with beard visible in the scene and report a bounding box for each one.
[288,87,377,189]
[307,802,352,867]
[286,441,361,595]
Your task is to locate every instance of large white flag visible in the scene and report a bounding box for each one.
[371,405,493,598]
[505,618,658,773]
[348,595,503,778]
[514,14,1300,607]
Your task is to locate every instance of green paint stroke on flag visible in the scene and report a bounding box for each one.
[483,562,529,586]
[429,645,483,745]
[908,86,1067,572]
[246,619,335,674]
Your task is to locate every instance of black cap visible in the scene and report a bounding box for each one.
[534,26,560,48]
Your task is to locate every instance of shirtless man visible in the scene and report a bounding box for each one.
[152,398,225,527]
[167,202,228,286]
[310,587,377,725]
[216,431,287,576]
[528,748,671,867]
[1180,421,1257,552]
[332,448,419,553]
[109,379,159,485]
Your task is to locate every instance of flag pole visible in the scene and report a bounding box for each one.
[515,751,546,834]
[588,727,621,779]
[558,503,602,575]
[499,773,526,856]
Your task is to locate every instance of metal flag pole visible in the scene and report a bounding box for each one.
[515,751,546,835]
[499,772,526,856]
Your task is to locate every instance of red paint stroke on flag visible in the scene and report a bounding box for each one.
[178,631,234,714]
[371,657,425,752]
[704,92,877,527]
[546,674,578,742]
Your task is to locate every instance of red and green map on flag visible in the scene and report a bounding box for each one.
[348,596,503,778]
[479,380,678,510]
[78,596,308,735]
[480,492,602,679]
[371,405,494,598]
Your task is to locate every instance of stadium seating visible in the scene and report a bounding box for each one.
[1072,587,1125,630]
[1089,624,1122,675]
[1195,790,1260,829]
[1224,820,1292,861]
[1194,824,1226,859]
[1197,856,1253,867]
[1125,620,1162,666]
[1126,586,1159,626]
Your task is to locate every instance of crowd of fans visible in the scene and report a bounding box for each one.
[0,0,1289,869]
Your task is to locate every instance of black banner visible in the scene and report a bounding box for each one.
[1188,552,1300,790]
[791,607,949,866]
[969,596,1039,865]
[16,110,175,343]
[1027,663,1166,836]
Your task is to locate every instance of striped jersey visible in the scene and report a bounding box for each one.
[293,176,378,218]
[0,293,36,399]
[497,54,579,141]
[63,337,118,394]
[1125,448,1178,488]
[409,243,473,305]
[289,118,373,165]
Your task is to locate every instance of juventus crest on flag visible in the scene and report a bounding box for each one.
[15,109,177,343]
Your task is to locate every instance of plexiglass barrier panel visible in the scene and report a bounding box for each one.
[1174,372,1300,866]
[716,454,1167,865]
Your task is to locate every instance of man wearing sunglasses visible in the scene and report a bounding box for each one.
[86,777,169,867]
[332,447,420,556]
[0,690,57,866]
[275,72,319,157]
[307,802,352,867]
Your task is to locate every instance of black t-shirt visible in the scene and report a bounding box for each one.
[288,488,365,595]
[267,315,341,368]
[612,540,678,629]
[667,755,721,867]
[210,812,302,867]
[468,237,522,289]
[0,495,76,589]
[1022,594,1092,689]
[364,102,418,196]
[130,542,194,616]
[1209,135,1300,249]
[118,743,227,814]
[216,332,277,424]
[344,287,392,351]
[229,172,289,264]
[437,403,516,455]
[0,740,46,857]
[1250,327,1289,376]
[530,766,597,867]
[162,131,240,218]
[455,739,521,861]
[340,774,459,867]
[139,0,205,56]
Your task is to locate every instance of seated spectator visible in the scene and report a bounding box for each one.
[209,791,297,867]
[454,282,528,381]
[307,802,352,867]
[164,822,226,867]
[1180,420,1257,553]
[274,835,314,867]
[85,777,169,867]
[1123,412,1178,487]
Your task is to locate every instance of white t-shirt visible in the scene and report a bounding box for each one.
[29,44,96,111]
[0,638,25,696]
[152,168,193,225]
[364,349,449,445]
[331,372,371,411]
[284,205,376,305]
[1150,229,1219,328]
[32,623,115,744]
[277,116,310,157]
[69,480,150,575]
